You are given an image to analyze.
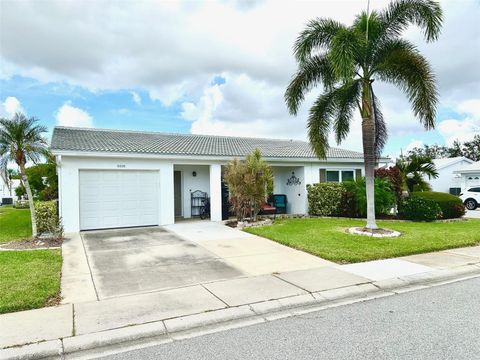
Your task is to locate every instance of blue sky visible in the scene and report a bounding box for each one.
[1,75,189,135]
[1,0,479,159]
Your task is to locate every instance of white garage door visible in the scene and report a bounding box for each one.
[79,170,159,230]
[466,175,480,187]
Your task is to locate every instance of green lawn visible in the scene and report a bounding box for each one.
[0,205,32,243]
[0,250,62,314]
[245,218,480,264]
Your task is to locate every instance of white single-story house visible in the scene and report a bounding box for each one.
[427,157,475,194]
[51,127,387,233]
[454,161,480,190]
[0,175,21,205]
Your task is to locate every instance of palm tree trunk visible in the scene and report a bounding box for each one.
[362,116,377,229]
[361,83,378,230]
[20,164,37,237]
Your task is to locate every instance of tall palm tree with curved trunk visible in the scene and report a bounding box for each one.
[0,113,48,236]
[285,0,442,229]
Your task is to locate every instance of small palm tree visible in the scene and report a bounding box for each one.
[0,113,48,236]
[224,149,274,221]
[396,154,438,192]
[285,0,442,229]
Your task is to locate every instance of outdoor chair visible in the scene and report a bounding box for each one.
[259,202,277,217]
[269,194,287,214]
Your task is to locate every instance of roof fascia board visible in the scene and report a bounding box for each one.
[50,149,380,163]
[435,157,474,170]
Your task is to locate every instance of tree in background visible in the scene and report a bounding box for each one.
[285,0,442,229]
[406,135,480,161]
[461,135,480,161]
[224,149,273,221]
[24,155,58,201]
[0,113,48,236]
[396,154,438,192]
[405,144,448,159]
[10,155,58,200]
[375,165,403,210]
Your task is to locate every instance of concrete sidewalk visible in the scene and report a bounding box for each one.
[1,243,480,359]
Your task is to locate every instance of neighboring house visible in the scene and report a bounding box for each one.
[454,161,480,190]
[0,176,21,204]
[50,127,388,233]
[427,157,474,195]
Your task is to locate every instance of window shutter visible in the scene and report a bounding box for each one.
[355,169,362,179]
[319,169,326,183]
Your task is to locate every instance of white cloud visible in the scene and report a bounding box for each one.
[181,73,311,141]
[456,99,480,118]
[436,99,480,146]
[406,139,424,152]
[55,103,93,128]
[437,119,479,146]
[130,91,141,105]
[1,96,25,117]
[1,0,479,152]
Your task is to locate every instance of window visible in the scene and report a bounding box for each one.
[341,171,354,182]
[325,170,356,183]
[449,187,461,195]
[468,187,480,192]
[326,170,340,182]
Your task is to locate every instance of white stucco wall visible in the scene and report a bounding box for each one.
[0,178,20,200]
[174,165,210,218]
[56,153,367,232]
[427,160,471,193]
[58,156,176,232]
[272,166,306,214]
[272,162,365,215]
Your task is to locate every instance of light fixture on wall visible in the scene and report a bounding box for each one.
[192,171,197,177]
[286,171,301,186]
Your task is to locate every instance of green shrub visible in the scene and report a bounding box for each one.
[343,177,396,217]
[33,201,63,237]
[15,184,26,198]
[340,190,357,217]
[412,191,465,219]
[399,197,443,221]
[307,183,346,216]
[14,200,29,209]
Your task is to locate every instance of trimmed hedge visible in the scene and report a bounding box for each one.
[411,191,465,219]
[33,201,63,237]
[307,183,345,216]
[14,200,30,209]
[398,197,443,221]
[307,179,395,218]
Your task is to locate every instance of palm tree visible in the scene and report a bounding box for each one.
[396,154,438,192]
[0,113,48,236]
[285,0,442,229]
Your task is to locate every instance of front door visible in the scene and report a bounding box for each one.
[174,171,182,217]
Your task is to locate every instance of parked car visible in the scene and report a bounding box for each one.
[460,187,480,210]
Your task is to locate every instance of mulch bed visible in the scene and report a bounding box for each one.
[0,237,63,250]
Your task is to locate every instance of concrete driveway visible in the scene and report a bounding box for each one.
[61,222,333,303]
[81,227,244,299]
[465,209,480,219]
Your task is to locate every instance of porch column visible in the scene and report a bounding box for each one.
[209,164,222,221]
[159,163,175,225]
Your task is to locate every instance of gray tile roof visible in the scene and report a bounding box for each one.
[50,127,364,159]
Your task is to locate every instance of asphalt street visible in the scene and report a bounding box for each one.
[98,277,480,360]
